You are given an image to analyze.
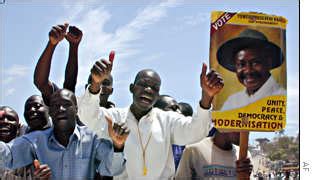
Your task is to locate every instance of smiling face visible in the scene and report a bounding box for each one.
[49,89,77,133]
[24,95,49,131]
[0,106,20,143]
[234,48,272,95]
[130,70,161,113]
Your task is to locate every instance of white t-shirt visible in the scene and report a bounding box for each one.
[77,89,212,180]
[175,137,242,180]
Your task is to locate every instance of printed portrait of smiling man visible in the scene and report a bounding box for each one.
[216,29,286,111]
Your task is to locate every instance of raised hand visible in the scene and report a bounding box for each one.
[33,159,52,180]
[65,26,83,46]
[89,51,115,93]
[199,63,224,109]
[48,23,68,45]
[105,115,129,150]
[200,63,224,97]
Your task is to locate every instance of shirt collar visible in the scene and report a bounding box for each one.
[127,106,155,123]
[73,125,81,141]
[49,125,81,145]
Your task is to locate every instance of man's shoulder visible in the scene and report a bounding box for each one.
[21,128,53,141]
[186,137,212,150]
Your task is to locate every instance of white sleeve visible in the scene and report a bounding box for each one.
[77,87,110,139]
[77,86,101,126]
[170,104,211,145]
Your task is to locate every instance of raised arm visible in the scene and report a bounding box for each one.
[34,23,68,102]
[77,52,115,136]
[171,64,224,145]
[63,26,83,93]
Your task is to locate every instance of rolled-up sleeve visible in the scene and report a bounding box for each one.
[170,105,212,145]
[95,139,126,176]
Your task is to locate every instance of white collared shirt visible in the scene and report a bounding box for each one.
[221,76,286,111]
[77,89,212,180]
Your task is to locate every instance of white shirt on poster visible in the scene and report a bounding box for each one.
[221,76,286,111]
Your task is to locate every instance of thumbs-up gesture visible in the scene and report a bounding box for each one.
[200,63,224,97]
[89,51,115,94]
[199,63,224,109]
[48,23,69,45]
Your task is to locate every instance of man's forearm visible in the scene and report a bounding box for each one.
[64,44,78,92]
[199,91,213,109]
[34,41,56,93]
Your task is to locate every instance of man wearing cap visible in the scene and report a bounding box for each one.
[217,29,286,110]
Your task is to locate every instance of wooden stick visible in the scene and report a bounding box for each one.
[237,131,250,180]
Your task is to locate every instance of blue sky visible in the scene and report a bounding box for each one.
[0,0,299,145]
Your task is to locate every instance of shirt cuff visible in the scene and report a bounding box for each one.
[196,104,213,133]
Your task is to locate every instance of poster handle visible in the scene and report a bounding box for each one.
[237,131,250,180]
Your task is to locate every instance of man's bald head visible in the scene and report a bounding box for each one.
[134,69,161,86]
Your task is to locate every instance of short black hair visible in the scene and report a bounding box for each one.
[0,106,19,120]
[178,102,193,117]
[154,95,174,109]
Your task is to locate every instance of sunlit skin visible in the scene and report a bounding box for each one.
[49,89,78,147]
[130,70,161,120]
[234,48,272,95]
[24,95,49,132]
[0,106,20,143]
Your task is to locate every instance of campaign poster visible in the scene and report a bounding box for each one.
[210,11,287,131]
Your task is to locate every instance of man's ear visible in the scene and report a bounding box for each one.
[129,84,134,93]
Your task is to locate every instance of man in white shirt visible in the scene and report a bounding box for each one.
[175,128,253,179]
[216,29,286,110]
[78,55,224,179]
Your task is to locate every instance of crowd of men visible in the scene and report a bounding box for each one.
[1,23,282,180]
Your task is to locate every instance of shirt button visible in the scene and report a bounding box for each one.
[65,165,68,168]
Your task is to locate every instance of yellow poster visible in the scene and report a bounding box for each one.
[210,11,287,131]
